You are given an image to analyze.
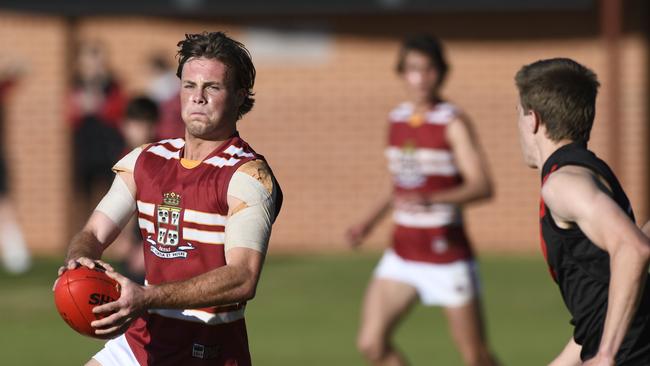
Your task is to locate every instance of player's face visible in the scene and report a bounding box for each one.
[517,103,539,168]
[180,57,243,140]
[401,50,441,103]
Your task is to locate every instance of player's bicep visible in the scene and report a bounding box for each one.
[84,210,123,248]
[224,247,265,276]
[225,160,278,254]
[94,172,137,230]
[446,116,491,186]
[542,171,594,223]
[543,171,639,253]
[576,192,645,253]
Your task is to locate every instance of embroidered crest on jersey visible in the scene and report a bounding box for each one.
[148,192,195,259]
[394,140,426,188]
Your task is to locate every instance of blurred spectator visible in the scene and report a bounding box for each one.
[68,40,126,218]
[108,96,160,284]
[0,61,31,274]
[121,96,159,150]
[146,53,184,139]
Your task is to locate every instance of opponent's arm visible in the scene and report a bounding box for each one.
[427,114,493,205]
[542,167,650,365]
[60,171,137,274]
[92,160,278,335]
[548,337,582,366]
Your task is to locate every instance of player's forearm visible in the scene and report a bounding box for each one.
[598,242,650,358]
[144,264,257,309]
[65,230,105,262]
[366,196,392,227]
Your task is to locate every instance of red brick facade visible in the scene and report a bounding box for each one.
[0,11,646,255]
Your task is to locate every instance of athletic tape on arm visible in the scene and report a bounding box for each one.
[225,171,276,253]
[95,174,136,229]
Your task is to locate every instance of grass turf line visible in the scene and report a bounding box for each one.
[0,254,568,365]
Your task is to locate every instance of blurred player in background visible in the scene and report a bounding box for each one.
[110,96,160,284]
[58,31,282,365]
[347,35,498,366]
[68,40,126,222]
[0,60,31,274]
[146,53,185,140]
[515,58,650,365]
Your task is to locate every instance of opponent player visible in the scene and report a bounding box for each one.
[58,32,282,365]
[347,35,498,366]
[515,58,650,365]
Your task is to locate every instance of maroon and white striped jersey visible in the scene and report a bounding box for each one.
[119,133,277,365]
[386,102,473,263]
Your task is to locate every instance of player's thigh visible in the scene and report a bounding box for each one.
[443,298,488,349]
[359,277,418,339]
[85,359,102,366]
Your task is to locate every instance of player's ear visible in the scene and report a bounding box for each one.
[235,88,246,108]
[530,109,542,134]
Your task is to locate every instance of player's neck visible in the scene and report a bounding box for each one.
[183,133,233,161]
[538,138,576,168]
[413,96,442,112]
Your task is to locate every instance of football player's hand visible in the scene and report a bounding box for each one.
[346,223,370,248]
[53,257,114,290]
[90,270,147,337]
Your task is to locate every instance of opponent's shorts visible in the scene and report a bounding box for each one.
[374,249,479,307]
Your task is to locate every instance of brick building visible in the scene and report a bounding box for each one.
[0,0,647,255]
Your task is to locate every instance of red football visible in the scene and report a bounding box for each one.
[54,266,121,339]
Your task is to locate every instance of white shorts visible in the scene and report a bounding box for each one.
[93,334,139,366]
[373,249,479,307]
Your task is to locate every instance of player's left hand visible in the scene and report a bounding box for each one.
[582,353,615,366]
[90,269,148,337]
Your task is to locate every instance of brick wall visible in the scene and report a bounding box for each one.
[0,11,646,255]
[0,12,69,255]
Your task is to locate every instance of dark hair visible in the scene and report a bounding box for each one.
[149,53,170,72]
[125,96,159,124]
[396,34,449,87]
[515,58,600,142]
[176,32,255,119]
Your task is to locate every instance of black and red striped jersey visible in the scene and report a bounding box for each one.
[540,141,650,363]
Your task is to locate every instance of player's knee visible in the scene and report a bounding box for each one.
[356,335,387,362]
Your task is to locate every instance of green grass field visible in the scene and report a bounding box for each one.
[0,254,570,365]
